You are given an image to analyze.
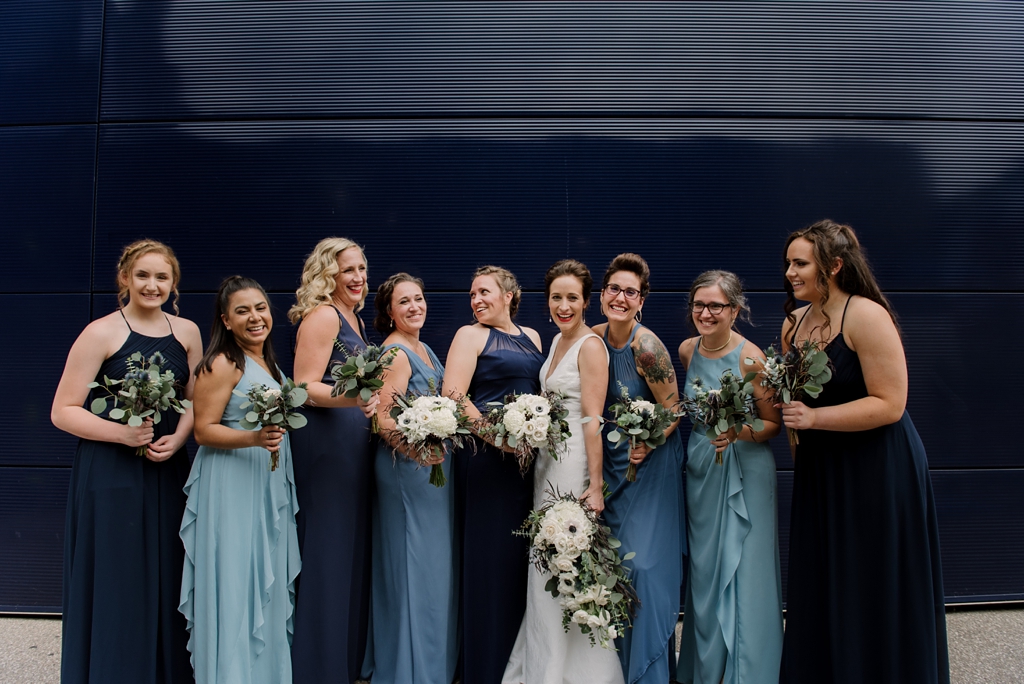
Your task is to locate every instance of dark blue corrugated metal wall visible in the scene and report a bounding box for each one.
[2,1,1022,612]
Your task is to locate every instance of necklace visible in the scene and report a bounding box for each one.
[244,350,265,360]
[700,331,733,353]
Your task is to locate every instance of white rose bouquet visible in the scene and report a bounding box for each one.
[678,369,764,464]
[478,391,571,473]
[515,487,640,650]
[385,389,474,487]
[234,377,308,471]
[596,383,675,482]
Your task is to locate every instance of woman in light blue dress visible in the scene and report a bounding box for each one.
[179,276,301,684]
[368,273,457,684]
[675,270,783,684]
[592,253,686,684]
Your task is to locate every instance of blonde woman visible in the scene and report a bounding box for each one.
[288,237,379,683]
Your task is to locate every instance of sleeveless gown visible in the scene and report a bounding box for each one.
[503,332,624,684]
[369,342,458,684]
[63,319,193,684]
[454,325,544,684]
[602,324,686,684]
[179,358,301,684]
[289,308,374,683]
[676,340,783,684]
[780,300,949,684]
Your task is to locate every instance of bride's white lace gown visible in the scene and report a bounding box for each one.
[503,332,625,684]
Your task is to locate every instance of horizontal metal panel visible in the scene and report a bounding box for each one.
[0,126,96,293]
[0,0,102,125]
[93,119,1024,292]
[100,2,1024,122]
[0,467,69,612]
[0,295,90,467]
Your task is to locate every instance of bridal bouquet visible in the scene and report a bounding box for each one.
[234,378,309,471]
[744,340,832,446]
[330,342,399,432]
[597,384,675,482]
[88,351,192,456]
[515,488,639,650]
[678,369,763,464]
[385,388,474,487]
[478,391,572,473]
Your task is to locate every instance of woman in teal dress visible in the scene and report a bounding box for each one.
[369,273,458,684]
[592,253,686,684]
[180,276,301,684]
[675,270,783,684]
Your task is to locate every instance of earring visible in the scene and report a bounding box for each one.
[389,318,395,329]
[549,315,553,323]
[635,309,643,323]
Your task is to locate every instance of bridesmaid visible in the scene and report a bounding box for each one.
[180,275,301,682]
[52,239,200,684]
[287,237,379,683]
[675,270,783,684]
[443,265,545,684]
[592,252,686,684]
[778,220,949,683]
[369,273,458,684]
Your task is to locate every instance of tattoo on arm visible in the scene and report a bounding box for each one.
[635,333,676,384]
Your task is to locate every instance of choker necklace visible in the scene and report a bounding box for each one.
[245,351,265,360]
[700,331,732,353]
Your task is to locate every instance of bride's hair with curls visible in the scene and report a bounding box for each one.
[289,237,367,323]
[116,239,182,315]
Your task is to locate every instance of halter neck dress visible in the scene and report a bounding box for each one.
[780,298,949,684]
[62,313,192,683]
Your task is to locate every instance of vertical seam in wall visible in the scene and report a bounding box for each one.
[563,154,570,256]
[89,0,108,321]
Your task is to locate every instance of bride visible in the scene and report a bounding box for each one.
[504,259,624,684]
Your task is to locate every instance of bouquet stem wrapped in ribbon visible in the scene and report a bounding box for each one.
[745,340,832,446]
[88,351,192,457]
[384,385,474,487]
[331,342,399,433]
[478,391,571,473]
[234,378,308,471]
[678,369,763,464]
[591,383,674,482]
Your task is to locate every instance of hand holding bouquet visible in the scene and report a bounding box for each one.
[478,391,571,473]
[385,389,474,487]
[596,384,675,482]
[744,340,831,446]
[515,487,640,650]
[330,342,399,432]
[88,351,192,456]
[234,378,309,471]
[679,369,763,464]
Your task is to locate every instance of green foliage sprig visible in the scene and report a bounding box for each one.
[586,383,674,482]
[234,378,308,471]
[678,369,763,464]
[744,340,832,446]
[330,342,399,432]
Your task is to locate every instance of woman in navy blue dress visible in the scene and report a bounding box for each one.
[778,220,949,684]
[288,237,379,683]
[443,265,545,684]
[52,240,202,684]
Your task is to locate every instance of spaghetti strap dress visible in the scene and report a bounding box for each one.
[369,343,458,684]
[179,358,301,684]
[289,307,375,683]
[780,298,949,684]
[601,324,686,684]
[454,325,545,684]
[62,315,193,684]
[676,340,783,684]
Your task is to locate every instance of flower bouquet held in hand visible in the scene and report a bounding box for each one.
[330,341,399,433]
[384,384,474,488]
[234,378,309,471]
[591,383,675,482]
[88,351,192,456]
[478,391,572,473]
[515,487,640,650]
[678,369,764,464]
[744,340,832,446]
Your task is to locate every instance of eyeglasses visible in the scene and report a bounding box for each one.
[690,301,732,315]
[604,283,641,300]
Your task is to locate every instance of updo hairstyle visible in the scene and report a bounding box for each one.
[116,239,182,314]
[374,272,425,335]
[601,252,651,299]
[473,265,522,318]
[544,259,593,307]
[687,269,752,331]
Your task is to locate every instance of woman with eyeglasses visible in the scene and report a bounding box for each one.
[592,253,686,684]
[674,270,783,684]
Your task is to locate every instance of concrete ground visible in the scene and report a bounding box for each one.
[1,607,1022,683]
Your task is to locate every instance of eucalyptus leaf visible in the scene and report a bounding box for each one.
[90,397,108,414]
[127,415,143,427]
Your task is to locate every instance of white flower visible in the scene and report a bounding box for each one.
[607,625,618,640]
[630,399,657,415]
[425,408,457,438]
[262,388,281,399]
[586,610,610,629]
[503,407,527,437]
[557,573,577,595]
[529,397,550,416]
[530,415,550,435]
[572,610,591,625]
[561,597,581,612]
[553,555,576,573]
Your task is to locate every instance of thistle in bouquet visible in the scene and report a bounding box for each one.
[593,383,675,482]
[515,487,640,650]
[679,369,764,464]
[478,391,572,473]
[330,341,399,433]
[88,351,192,457]
[234,378,309,471]
[384,384,474,487]
[744,339,832,446]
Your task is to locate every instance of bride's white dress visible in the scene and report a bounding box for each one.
[503,332,624,684]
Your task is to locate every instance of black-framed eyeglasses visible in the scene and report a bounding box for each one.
[604,283,641,300]
[690,301,732,315]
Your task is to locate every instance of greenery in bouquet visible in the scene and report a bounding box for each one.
[515,487,640,650]
[88,351,192,456]
[744,339,832,446]
[678,369,764,464]
[234,378,309,471]
[591,383,675,482]
[478,391,571,473]
[384,385,474,488]
[330,342,399,432]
